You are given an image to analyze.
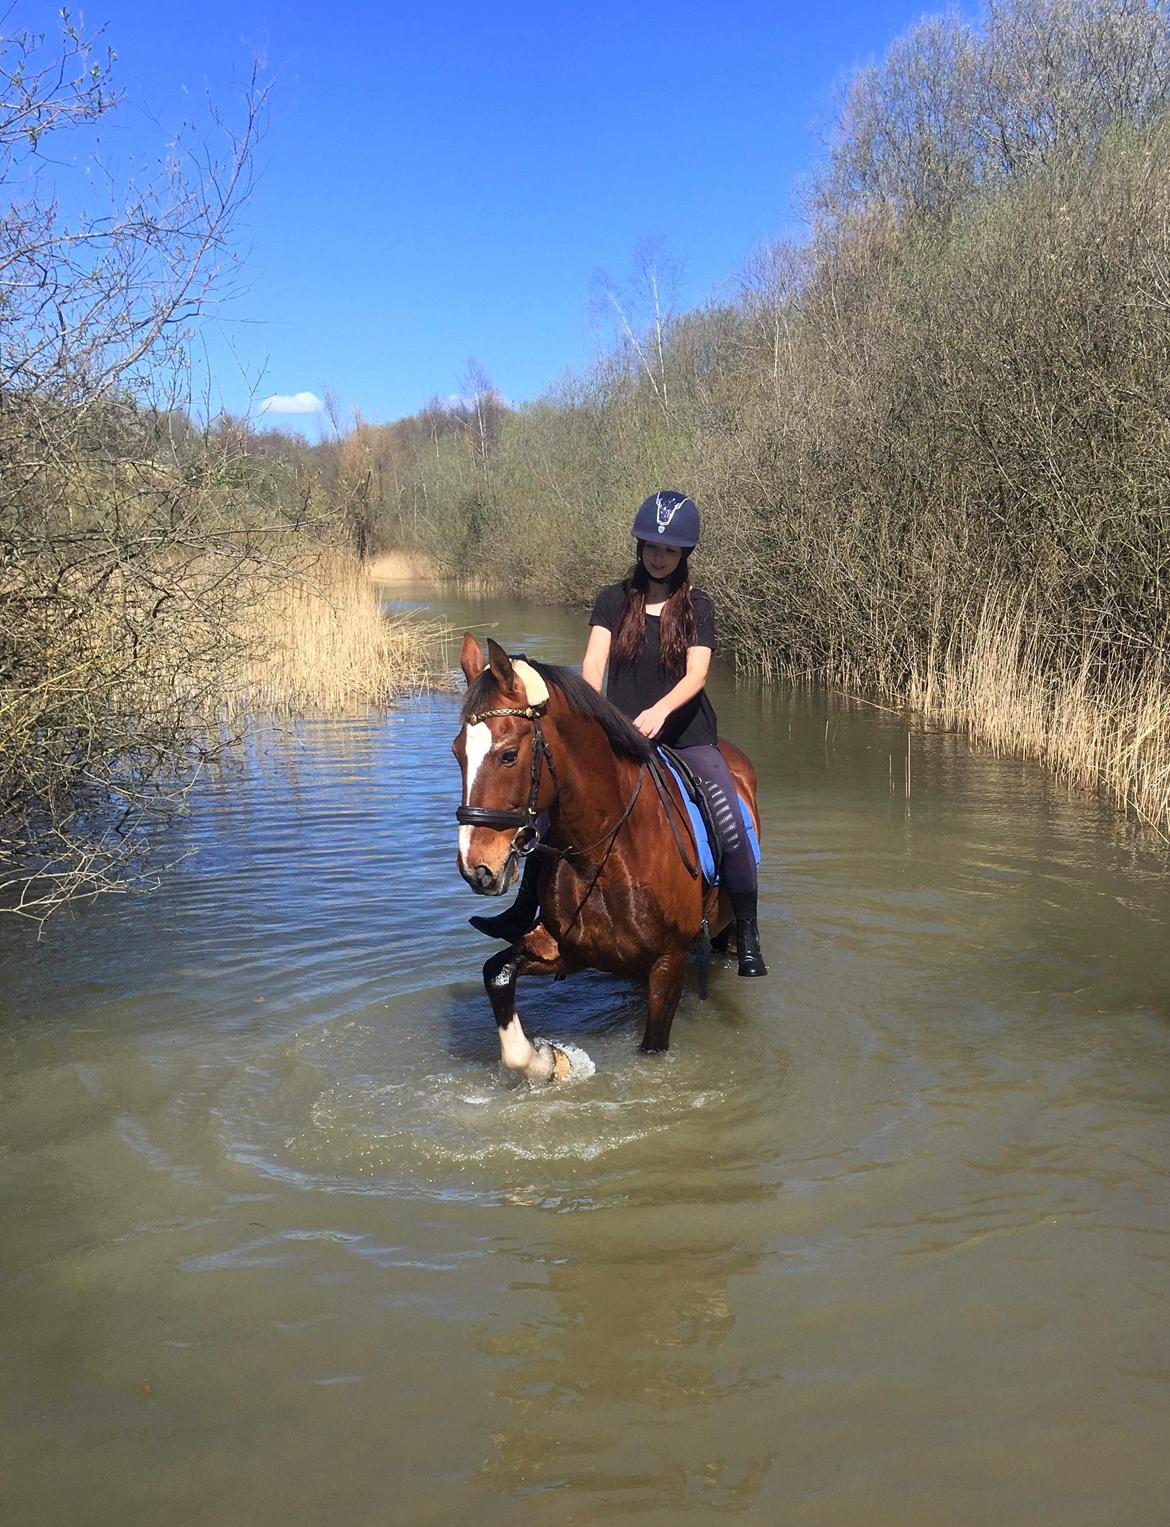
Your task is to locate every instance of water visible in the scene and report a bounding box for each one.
[3,581,1170,1525]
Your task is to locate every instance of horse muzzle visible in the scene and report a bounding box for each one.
[456,804,539,896]
[458,857,517,896]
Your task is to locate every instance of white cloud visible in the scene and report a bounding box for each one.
[258,390,324,416]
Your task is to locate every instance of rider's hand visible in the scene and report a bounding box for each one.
[633,703,670,739]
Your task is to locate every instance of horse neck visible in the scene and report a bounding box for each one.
[547,705,641,844]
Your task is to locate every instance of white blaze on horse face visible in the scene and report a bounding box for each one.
[458,720,492,873]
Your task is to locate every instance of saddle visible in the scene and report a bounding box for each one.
[656,745,724,885]
[655,745,762,888]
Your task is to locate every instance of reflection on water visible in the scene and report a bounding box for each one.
[2,581,1170,1525]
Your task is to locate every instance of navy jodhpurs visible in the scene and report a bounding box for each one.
[671,743,758,894]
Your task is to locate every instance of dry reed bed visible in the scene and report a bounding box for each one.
[365,548,442,583]
[1,550,446,919]
[908,601,1170,836]
[234,553,446,716]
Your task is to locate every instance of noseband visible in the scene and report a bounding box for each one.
[455,699,560,882]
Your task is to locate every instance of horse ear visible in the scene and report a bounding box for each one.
[486,639,520,696]
[460,633,486,686]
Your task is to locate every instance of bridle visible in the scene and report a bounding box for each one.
[456,696,560,891]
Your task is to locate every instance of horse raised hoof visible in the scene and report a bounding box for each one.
[496,1011,573,1084]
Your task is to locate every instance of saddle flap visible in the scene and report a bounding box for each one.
[657,744,705,805]
[655,745,762,887]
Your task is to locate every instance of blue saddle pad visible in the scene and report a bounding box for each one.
[659,755,761,884]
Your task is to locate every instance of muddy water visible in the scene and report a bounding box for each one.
[3,582,1170,1526]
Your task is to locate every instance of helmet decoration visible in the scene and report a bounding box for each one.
[630,490,700,551]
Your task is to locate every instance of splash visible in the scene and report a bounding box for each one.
[535,1039,596,1085]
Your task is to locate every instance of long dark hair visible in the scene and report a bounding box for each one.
[611,545,698,678]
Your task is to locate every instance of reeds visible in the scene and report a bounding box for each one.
[235,551,446,716]
[910,595,1170,835]
[365,548,442,582]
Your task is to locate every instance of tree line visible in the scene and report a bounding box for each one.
[291,0,1170,827]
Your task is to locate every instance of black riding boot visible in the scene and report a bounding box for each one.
[469,855,541,942]
[729,889,767,977]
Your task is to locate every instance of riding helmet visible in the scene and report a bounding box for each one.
[630,490,701,551]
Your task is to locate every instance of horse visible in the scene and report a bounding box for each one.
[452,635,762,1084]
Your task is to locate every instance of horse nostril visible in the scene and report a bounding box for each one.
[474,864,495,891]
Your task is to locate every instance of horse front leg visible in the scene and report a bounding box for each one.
[640,950,687,1053]
[483,927,571,1084]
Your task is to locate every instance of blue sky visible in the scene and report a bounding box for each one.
[23,0,947,429]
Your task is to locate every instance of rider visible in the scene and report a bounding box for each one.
[469,490,766,977]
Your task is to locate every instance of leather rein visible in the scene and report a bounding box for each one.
[454,688,699,886]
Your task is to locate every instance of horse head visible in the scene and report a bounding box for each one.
[452,635,560,896]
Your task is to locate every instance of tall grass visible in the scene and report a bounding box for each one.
[911,594,1170,834]
[236,552,445,715]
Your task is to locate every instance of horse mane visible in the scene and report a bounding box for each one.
[460,657,653,762]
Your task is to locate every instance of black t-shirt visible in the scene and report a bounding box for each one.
[589,582,718,747]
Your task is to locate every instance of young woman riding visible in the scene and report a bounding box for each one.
[470,490,767,977]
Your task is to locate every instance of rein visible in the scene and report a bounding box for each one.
[646,755,700,880]
[547,763,647,863]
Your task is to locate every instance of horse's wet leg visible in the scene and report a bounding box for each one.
[640,951,687,1053]
[519,928,573,1076]
[482,946,567,1083]
[483,947,535,1073]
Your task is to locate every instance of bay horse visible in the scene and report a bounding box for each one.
[452,636,762,1084]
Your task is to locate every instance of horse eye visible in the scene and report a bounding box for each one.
[500,748,519,767]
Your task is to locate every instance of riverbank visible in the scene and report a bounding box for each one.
[909,598,1170,841]
[1,545,448,919]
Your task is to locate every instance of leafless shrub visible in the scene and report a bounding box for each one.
[0,17,283,918]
